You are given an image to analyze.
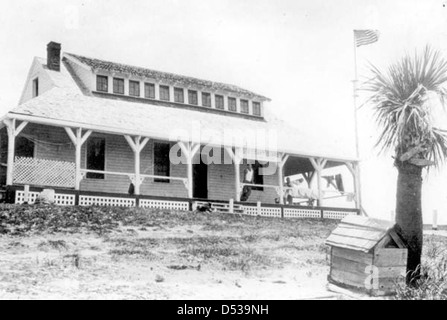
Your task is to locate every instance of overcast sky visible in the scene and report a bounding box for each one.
[1,0,447,223]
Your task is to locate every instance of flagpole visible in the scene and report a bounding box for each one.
[352,31,364,215]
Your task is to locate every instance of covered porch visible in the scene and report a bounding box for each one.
[0,116,362,217]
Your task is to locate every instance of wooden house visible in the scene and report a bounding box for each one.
[0,41,361,218]
[326,215,408,296]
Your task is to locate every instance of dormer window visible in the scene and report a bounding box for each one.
[202,92,211,107]
[215,95,224,110]
[228,97,237,112]
[144,83,155,99]
[96,75,108,92]
[113,78,124,95]
[160,85,170,101]
[188,90,198,105]
[129,80,140,97]
[174,87,184,103]
[32,78,39,97]
[240,99,249,114]
[253,102,261,116]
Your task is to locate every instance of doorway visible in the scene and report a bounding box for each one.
[193,160,208,199]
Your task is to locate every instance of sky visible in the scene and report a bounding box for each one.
[1,0,447,223]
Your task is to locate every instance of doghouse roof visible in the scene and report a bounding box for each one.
[325,215,406,253]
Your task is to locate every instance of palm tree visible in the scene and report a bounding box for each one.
[364,46,447,284]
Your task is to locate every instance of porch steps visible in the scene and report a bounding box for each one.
[194,201,245,215]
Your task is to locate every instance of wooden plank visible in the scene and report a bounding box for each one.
[374,249,408,267]
[340,215,394,231]
[376,266,407,278]
[330,268,368,289]
[331,256,370,275]
[372,277,406,296]
[326,234,377,252]
[331,226,385,241]
[332,247,373,265]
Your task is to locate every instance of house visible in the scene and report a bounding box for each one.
[0,41,360,217]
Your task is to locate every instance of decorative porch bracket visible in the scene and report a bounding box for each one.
[124,135,150,195]
[225,146,243,201]
[3,119,28,185]
[65,127,92,190]
[178,141,200,198]
[277,153,290,204]
[309,157,328,207]
[345,161,362,212]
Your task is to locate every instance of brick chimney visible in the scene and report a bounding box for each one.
[47,41,61,71]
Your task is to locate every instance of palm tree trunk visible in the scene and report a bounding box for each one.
[395,161,423,284]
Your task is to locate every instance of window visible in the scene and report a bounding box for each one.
[252,102,261,116]
[154,142,170,183]
[202,92,211,107]
[228,97,237,112]
[252,161,264,191]
[86,137,105,179]
[113,78,124,95]
[240,99,249,114]
[32,78,39,97]
[215,95,224,109]
[129,80,140,97]
[96,75,108,92]
[15,137,34,158]
[188,90,198,105]
[160,85,170,101]
[145,83,155,99]
[174,87,184,103]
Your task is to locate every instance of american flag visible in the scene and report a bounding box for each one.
[354,30,380,47]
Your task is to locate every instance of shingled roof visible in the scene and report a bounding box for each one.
[325,215,405,252]
[64,53,270,101]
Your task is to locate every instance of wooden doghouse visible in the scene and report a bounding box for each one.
[326,215,408,296]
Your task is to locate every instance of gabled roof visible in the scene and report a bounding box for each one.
[64,53,270,101]
[3,54,358,163]
[325,215,405,252]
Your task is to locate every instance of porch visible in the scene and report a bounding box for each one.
[0,118,363,214]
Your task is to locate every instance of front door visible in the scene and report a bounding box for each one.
[193,161,208,199]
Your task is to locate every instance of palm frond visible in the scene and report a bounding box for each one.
[363,46,447,166]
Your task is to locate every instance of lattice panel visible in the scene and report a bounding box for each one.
[54,194,76,206]
[140,199,189,211]
[261,207,282,217]
[79,195,135,207]
[15,191,40,204]
[323,210,356,220]
[13,157,75,188]
[15,191,75,206]
[242,206,258,216]
[241,206,281,217]
[284,208,321,219]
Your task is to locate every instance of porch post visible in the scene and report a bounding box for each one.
[124,135,150,195]
[310,157,327,207]
[277,153,289,205]
[3,119,28,186]
[225,146,242,201]
[178,141,200,198]
[65,127,92,190]
[345,161,362,211]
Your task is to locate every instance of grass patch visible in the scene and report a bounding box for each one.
[395,235,447,300]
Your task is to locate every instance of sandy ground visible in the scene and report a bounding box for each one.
[0,218,354,300]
